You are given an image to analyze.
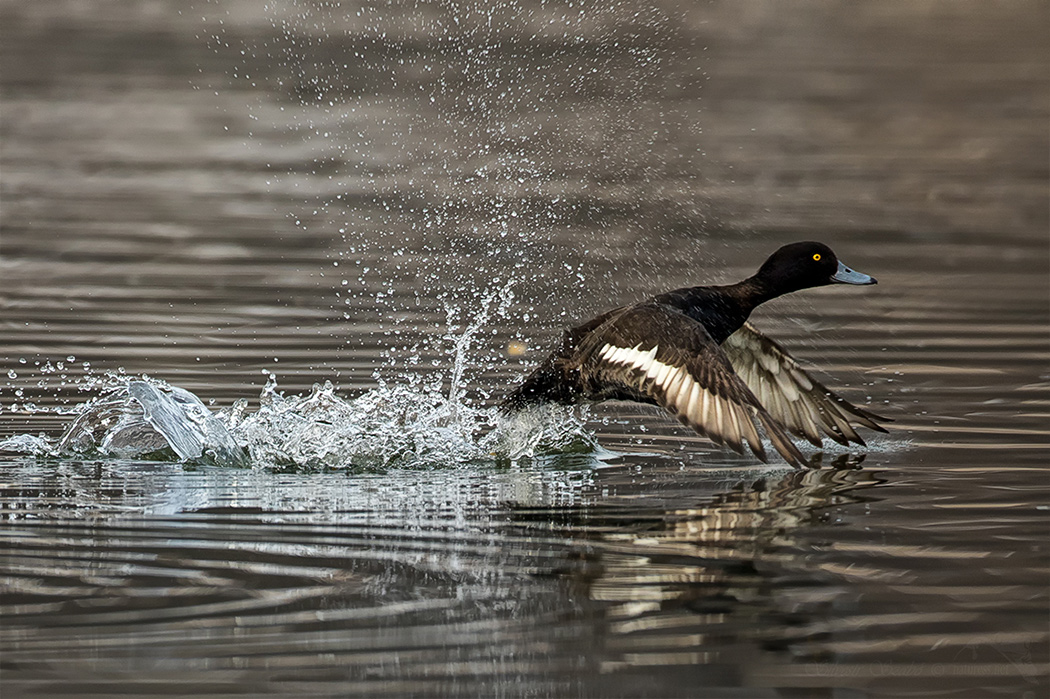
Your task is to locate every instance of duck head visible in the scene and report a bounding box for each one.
[754,241,877,296]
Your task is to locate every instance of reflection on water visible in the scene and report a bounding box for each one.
[1,0,1048,697]
[0,462,881,695]
[2,456,1043,695]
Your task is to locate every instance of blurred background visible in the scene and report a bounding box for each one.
[0,2,1047,696]
[2,0,1045,411]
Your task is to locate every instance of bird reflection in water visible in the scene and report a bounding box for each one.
[517,460,884,674]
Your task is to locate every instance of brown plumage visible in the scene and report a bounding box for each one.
[502,242,889,468]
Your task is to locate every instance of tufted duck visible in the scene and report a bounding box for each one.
[502,242,888,468]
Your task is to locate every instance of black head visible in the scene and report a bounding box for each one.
[754,242,876,295]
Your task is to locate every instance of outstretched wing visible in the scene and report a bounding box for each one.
[723,322,889,447]
[575,304,808,468]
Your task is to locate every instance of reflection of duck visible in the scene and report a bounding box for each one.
[502,465,884,673]
[577,467,883,655]
[504,242,888,467]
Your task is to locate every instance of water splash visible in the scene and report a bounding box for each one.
[0,373,245,466]
[230,375,483,470]
[0,305,597,470]
[220,290,597,470]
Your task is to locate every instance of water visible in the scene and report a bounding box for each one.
[1,1,1047,697]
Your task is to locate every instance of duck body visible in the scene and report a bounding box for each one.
[503,242,888,468]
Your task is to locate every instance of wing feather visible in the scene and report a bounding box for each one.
[724,322,889,447]
[577,305,808,467]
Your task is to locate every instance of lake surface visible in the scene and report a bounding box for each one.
[1,1,1047,697]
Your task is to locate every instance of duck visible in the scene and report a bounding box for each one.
[502,241,888,468]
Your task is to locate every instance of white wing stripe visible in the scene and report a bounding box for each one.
[653,362,673,386]
[598,341,776,455]
[676,372,693,405]
[686,381,702,417]
[664,369,686,404]
[601,344,697,392]
[699,390,714,431]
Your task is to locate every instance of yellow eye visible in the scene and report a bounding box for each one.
[812,253,821,261]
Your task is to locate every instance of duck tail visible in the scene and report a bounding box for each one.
[501,359,577,413]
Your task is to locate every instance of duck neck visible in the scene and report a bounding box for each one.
[659,277,779,344]
[700,277,781,342]
[731,275,782,309]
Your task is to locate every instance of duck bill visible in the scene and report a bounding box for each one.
[831,260,877,285]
